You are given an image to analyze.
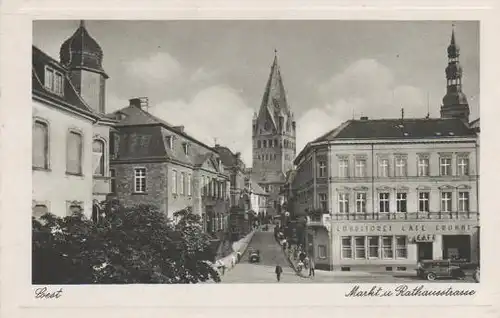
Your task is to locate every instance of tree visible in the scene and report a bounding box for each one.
[32,202,221,284]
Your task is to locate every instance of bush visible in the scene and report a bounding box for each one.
[32,202,221,284]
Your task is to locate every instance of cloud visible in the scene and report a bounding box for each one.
[149,85,254,166]
[189,67,218,83]
[296,59,426,152]
[124,52,183,82]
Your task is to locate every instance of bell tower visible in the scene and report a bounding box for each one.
[441,26,470,122]
[60,20,108,114]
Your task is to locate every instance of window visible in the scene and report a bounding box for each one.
[396,192,407,212]
[33,120,49,169]
[341,237,352,259]
[379,158,389,177]
[203,177,207,196]
[418,192,430,212]
[67,131,83,175]
[355,159,366,177]
[382,236,393,259]
[338,193,349,213]
[33,204,49,218]
[368,236,379,258]
[44,66,64,96]
[457,157,469,176]
[356,193,366,213]
[338,158,349,178]
[187,174,192,196]
[440,157,452,176]
[212,179,216,197]
[134,168,146,193]
[396,236,407,258]
[318,245,327,259]
[180,172,185,195]
[379,192,390,213]
[92,139,105,176]
[182,143,189,155]
[318,161,326,177]
[418,156,429,176]
[172,170,177,194]
[395,157,407,177]
[274,139,278,147]
[263,140,267,148]
[68,202,83,216]
[354,236,366,259]
[441,192,452,212]
[319,193,328,211]
[458,191,469,212]
[257,140,261,148]
[166,136,174,149]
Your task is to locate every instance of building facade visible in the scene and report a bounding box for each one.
[292,29,480,272]
[252,52,296,215]
[32,21,115,221]
[108,98,231,234]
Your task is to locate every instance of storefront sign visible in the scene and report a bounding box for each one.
[410,234,436,242]
[334,223,475,235]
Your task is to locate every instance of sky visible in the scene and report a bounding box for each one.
[33,20,480,167]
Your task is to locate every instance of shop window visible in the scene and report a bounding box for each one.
[382,236,393,259]
[396,192,407,212]
[356,193,366,213]
[318,245,327,259]
[354,236,366,259]
[341,236,352,259]
[368,236,379,258]
[379,192,389,213]
[418,192,430,212]
[396,236,408,259]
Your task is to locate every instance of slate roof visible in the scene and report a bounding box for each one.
[32,46,102,121]
[314,118,477,142]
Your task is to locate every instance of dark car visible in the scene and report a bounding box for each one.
[249,249,260,263]
[416,259,466,281]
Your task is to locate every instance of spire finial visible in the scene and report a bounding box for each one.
[80,20,86,28]
[451,23,456,44]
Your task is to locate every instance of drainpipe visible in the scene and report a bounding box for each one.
[371,143,375,219]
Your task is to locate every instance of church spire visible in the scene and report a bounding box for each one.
[441,25,470,122]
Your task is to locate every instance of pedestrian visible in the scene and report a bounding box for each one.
[275,264,283,282]
[309,259,315,277]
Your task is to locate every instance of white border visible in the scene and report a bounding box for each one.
[2,1,500,317]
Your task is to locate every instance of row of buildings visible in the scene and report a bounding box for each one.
[31,21,270,242]
[279,28,480,271]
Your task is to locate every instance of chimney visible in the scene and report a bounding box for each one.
[173,125,185,133]
[360,116,368,120]
[129,97,149,110]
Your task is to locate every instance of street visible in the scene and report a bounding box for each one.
[220,229,476,284]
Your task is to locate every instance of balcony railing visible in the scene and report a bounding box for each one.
[331,211,479,221]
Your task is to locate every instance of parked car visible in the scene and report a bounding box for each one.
[249,249,261,263]
[416,259,466,281]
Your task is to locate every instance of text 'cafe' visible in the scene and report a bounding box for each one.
[329,220,479,271]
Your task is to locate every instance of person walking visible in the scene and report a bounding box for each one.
[309,259,315,277]
[275,264,283,282]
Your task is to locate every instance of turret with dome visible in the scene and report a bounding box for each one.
[59,20,108,114]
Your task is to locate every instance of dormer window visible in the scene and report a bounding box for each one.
[44,66,64,96]
[183,142,190,155]
[165,136,173,149]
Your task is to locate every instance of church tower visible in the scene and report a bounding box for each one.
[252,51,296,214]
[441,27,470,122]
[59,20,108,114]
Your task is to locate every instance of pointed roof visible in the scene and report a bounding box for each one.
[257,51,291,128]
[447,25,460,58]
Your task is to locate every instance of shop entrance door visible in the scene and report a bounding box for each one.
[417,242,433,261]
